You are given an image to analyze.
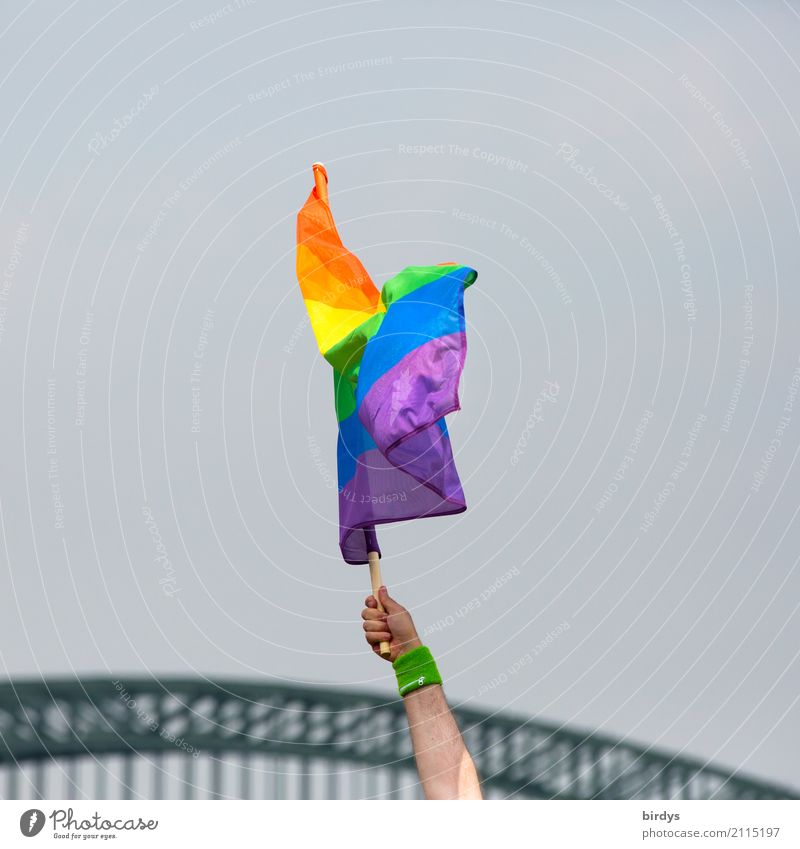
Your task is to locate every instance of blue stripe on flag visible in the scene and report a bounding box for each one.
[356,271,465,403]
[337,410,377,486]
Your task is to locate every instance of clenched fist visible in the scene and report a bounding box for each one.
[361,586,422,662]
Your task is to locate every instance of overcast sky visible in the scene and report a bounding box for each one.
[0,0,799,790]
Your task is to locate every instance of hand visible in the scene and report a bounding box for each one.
[361,586,422,662]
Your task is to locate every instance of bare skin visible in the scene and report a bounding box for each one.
[362,586,483,800]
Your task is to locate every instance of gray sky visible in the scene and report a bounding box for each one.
[1,0,799,789]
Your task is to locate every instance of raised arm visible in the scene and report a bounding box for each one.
[361,586,482,800]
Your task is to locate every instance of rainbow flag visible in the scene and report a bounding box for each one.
[296,164,477,563]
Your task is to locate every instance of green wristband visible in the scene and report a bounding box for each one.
[393,645,442,697]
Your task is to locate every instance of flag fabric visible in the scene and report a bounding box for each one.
[296,165,477,563]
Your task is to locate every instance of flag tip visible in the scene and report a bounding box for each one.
[312,162,328,203]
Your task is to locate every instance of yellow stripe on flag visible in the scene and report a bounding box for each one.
[303,298,385,355]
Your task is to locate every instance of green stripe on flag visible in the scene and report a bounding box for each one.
[333,368,357,422]
[380,265,473,308]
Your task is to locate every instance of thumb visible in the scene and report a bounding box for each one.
[378,585,403,614]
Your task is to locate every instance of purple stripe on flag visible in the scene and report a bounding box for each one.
[359,331,467,454]
[340,323,471,563]
[339,445,466,564]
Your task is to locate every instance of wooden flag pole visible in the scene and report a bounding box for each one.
[368,550,392,659]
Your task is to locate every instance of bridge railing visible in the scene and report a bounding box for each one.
[0,678,795,800]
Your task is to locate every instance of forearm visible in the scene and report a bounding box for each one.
[360,587,482,799]
[402,684,482,800]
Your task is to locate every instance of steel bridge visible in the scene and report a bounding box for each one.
[0,678,795,800]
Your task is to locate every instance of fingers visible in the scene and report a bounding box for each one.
[378,585,404,614]
[364,627,392,645]
[362,594,394,660]
[361,606,385,621]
